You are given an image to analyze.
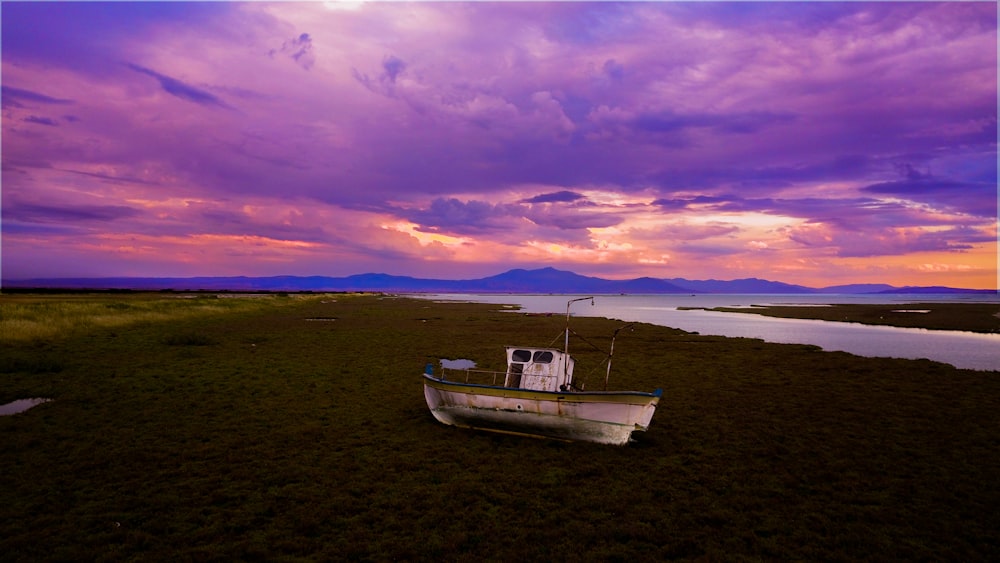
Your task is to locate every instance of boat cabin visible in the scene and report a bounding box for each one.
[504,347,576,392]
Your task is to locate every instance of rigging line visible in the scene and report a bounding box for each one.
[565,328,615,382]
[546,330,607,361]
[568,327,608,355]
[547,331,564,349]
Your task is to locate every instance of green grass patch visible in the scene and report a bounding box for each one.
[1,293,997,560]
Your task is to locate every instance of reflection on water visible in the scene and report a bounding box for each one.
[0,398,52,416]
[421,294,1000,372]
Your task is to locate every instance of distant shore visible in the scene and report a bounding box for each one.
[680,302,1000,334]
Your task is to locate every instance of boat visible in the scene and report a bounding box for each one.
[422,297,662,445]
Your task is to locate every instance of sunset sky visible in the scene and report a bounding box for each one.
[2,1,997,288]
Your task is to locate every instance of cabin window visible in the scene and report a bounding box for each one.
[512,349,532,362]
[532,351,554,363]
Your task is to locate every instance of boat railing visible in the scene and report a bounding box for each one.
[438,368,569,389]
[440,368,508,386]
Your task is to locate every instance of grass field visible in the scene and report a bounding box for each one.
[1,293,998,561]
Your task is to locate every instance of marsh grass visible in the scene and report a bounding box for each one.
[1,294,997,561]
[163,332,218,346]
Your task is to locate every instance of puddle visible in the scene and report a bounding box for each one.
[440,359,476,370]
[0,398,52,416]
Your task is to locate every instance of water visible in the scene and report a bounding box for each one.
[0,398,52,416]
[419,294,1000,372]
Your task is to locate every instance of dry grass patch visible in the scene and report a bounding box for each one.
[0,292,328,343]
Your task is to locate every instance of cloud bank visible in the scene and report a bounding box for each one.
[2,2,996,287]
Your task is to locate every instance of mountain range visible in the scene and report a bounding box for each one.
[3,267,995,294]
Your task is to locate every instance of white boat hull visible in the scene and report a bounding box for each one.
[423,374,662,445]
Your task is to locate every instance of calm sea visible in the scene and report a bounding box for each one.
[419,293,1000,372]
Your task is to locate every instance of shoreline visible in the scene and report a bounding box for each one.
[416,294,1000,371]
[681,302,1000,334]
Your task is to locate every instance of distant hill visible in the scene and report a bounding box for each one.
[475,268,689,293]
[665,277,815,294]
[875,286,997,295]
[3,267,995,294]
[818,283,896,294]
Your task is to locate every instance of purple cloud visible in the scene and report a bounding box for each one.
[269,32,315,70]
[382,55,406,84]
[521,191,586,204]
[788,226,979,258]
[58,168,157,186]
[24,116,59,127]
[1,1,995,287]
[525,206,623,231]
[603,59,624,81]
[6,201,140,224]
[652,196,731,210]
[2,86,73,108]
[632,110,796,136]
[403,193,624,239]
[125,63,232,109]
[408,198,521,235]
[861,175,996,219]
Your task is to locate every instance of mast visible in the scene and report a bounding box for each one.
[564,296,594,384]
[606,323,634,390]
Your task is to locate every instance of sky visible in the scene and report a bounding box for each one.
[2,1,997,289]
